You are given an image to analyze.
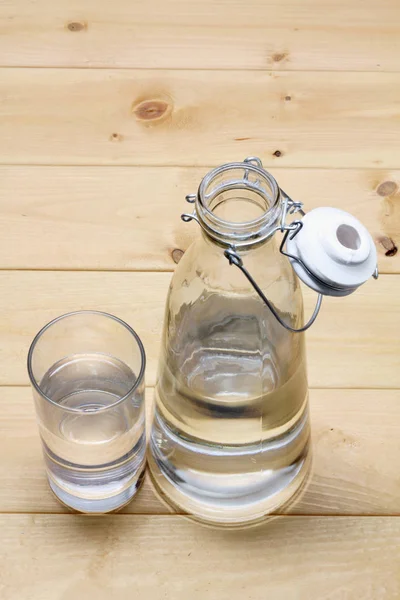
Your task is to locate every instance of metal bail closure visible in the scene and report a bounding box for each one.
[182,156,378,333]
[284,207,378,297]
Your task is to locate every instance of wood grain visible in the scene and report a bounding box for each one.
[1,0,400,71]
[0,0,399,593]
[1,166,399,272]
[1,514,400,599]
[1,69,400,168]
[1,387,399,516]
[0,271,397,388]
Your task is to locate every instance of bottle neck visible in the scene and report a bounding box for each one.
[195,161,282,250]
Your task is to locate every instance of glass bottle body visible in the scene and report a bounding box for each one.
[149,235,310,526]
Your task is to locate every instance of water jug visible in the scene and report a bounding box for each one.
[148,157,377,527]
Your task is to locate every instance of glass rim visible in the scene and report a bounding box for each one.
[197,161,280,228]
[27,310,146,414]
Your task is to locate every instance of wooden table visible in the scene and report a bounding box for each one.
[1,1,400,597]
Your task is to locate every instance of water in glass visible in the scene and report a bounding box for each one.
[38,352,145,512]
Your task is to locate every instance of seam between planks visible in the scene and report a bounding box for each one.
[1,163,400,170]
[3,385,400,391]
[1,164,399,170]
[0,512,399,518]
[0,269,398,277]
[1,66,400,73]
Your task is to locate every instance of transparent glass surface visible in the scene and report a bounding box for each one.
[149,163,311,527]
[28,311,146,513]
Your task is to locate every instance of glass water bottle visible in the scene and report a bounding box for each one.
[149,158,311,527]
[148,156,377,527]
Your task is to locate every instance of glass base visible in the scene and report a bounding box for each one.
[48,466,145,514]
[148,451,312,529]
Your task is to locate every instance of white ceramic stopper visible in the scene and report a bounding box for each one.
[286,207,377,296]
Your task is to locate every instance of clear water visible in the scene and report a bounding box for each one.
[38,353,145,513]
[149,295,311,527]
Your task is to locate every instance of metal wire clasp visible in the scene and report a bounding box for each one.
[223,182,324,333]
[181,157,323,333]
[224,242,323,334]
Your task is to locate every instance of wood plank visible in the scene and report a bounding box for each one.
[0,271,397,388]
[1,0,400,71]
[1,514,400,599]
[1,69,400,168]
[1,387,399,516]
[1,166,399,272]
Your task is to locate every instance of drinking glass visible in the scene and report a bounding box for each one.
[28,310,146,513]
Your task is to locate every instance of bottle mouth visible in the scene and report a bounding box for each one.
[196,160,281,247]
